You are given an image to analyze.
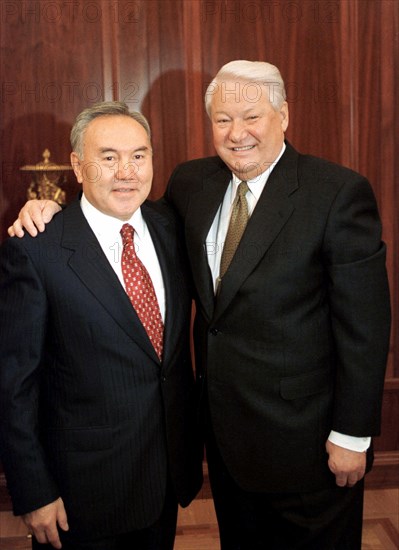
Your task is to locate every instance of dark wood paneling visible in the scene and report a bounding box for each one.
[114,0,193,198]
[0,0,109,238]
[374,379,399,451]
[353,1,398,380]
[365,451,399,489]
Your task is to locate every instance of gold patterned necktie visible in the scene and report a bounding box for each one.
[120,223,164,360]
[218,181,249,283]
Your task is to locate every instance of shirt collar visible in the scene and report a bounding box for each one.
[231,142,286,201]
[80,193,144,240]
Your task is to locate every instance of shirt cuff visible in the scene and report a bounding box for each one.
[328,431,371,452]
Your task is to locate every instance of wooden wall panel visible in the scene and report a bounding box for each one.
[336,0,399,470]
[195,0,346,161]
[0,0,111,237]
[352,0,398,381]
[0,0,397,499]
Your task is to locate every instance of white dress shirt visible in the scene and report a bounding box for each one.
[80,193,166,321]
[206,144,286,292]
[205,145,369,453]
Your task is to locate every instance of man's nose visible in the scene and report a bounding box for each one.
[228,119,247,142]
[114,161,138,180]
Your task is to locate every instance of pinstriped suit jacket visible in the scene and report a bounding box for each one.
[0,197,203,539]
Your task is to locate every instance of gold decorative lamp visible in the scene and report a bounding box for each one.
[20,149,72,206]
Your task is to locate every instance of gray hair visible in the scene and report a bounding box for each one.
[70,101,151,158]
[204,60,286,117]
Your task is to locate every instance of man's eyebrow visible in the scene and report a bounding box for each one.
[213,106,259,116]
[98,147,117,154]
[98,146,151,153]
[132,146,151,153]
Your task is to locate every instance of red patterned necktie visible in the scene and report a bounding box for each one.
[120,223,164,360]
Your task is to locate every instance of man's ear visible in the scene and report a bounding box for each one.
[70,152,83,184]
[280,102,289,132]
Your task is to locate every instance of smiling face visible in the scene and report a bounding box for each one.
[210,79,289,180]
[70,115,153,220]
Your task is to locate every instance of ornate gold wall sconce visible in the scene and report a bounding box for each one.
[20,149,72,206]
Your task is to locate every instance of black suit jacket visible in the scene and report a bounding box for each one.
[0,198,202,538]
[166,142,391,493]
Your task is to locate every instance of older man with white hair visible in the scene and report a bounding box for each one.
[166,60,390,549]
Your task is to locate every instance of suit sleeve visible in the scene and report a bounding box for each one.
[0,238,60,515]
[323,176,391,436]
[163,163,195,221]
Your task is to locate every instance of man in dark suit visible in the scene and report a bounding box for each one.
[165,60,391,549]
[0,101,202,550]
[8,61,391,549]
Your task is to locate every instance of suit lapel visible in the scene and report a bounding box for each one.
[185,164,232,321]
[61,199,159,363]
[213,143,299,323]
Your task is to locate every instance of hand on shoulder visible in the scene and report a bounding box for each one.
[8,200,62,238]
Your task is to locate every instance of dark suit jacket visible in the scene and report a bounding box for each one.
[0,198,202,539]
[166,142,391,493]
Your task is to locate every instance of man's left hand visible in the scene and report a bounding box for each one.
[326,439,366,487]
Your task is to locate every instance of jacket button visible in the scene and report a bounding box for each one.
[161,375,166,382]
[210,328,219,335]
